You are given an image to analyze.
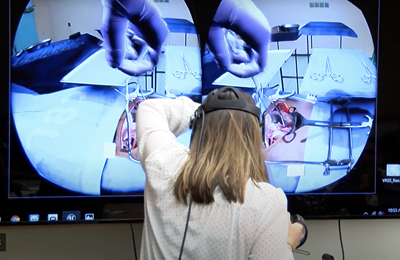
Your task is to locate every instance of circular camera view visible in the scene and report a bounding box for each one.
[10,0,200,196]
[203,0,377,193]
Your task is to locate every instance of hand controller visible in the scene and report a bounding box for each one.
[290,214,308,248]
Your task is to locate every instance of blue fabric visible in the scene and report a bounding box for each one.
[165,46,202,95]
[101,128,192,193]
[101,157,146,193]
[267,163,300,193]
[296,99,375,193]
[163,18,197,34]
[100,128,193,193]
[301,48,377,99]
[11,83,194,194]
[299,22,358,38]
[11,34,102,94]
[11,84,125,195]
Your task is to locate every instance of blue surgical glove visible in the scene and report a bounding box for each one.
[101,0,169,76]
[207,0,271,78]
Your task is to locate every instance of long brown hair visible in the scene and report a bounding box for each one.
[173,88,269,205]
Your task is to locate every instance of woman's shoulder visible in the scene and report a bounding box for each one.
[245,181,287,210]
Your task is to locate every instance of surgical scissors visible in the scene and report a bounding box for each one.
[360,59,376,84]
[310,56,344,83]
[173,52,201,80]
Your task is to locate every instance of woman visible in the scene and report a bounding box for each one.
[136,87,304,259]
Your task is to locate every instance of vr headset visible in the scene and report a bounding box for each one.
[189,87,261,130]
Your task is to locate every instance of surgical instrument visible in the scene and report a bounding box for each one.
[361,59,377,84]
[263,103,370,176]
[320,103,355,175]
[310,56,344,83]
[346,104,354,172]
[320,102,355,175]
[118,48,152,163]
[324,102,334,175]
[113,83,154,102]
[268,89,317,104]
[121,77,139,162]
[267,159,354,168]
[173,52,202,80]
[286,112,373,135]
[251,76,276,114]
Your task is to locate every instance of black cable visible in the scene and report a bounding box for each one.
[295,249,310,256]
[338,219,345,260]
[178,110,205,260]
[178,200,193,260]
[130,223,138,260]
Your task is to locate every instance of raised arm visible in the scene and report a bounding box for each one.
[136,97,199,166]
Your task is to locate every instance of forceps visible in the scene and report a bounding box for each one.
[310,56,344,83]
[361,59,376,84]
[251,76,275,114]
[173,52,201,80]
[114,54,154,163]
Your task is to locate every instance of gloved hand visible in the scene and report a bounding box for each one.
[207,0,271,78]
[101,0,169,76]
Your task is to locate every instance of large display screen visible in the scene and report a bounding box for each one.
[1,0,399,224]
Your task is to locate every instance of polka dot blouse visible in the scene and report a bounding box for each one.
[136,96,294,260]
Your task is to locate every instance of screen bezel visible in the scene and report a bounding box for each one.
[2,0,399,226]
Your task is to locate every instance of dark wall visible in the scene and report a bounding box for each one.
[374,1,400,120]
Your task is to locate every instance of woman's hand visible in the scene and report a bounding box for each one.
[286,212,305,251]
